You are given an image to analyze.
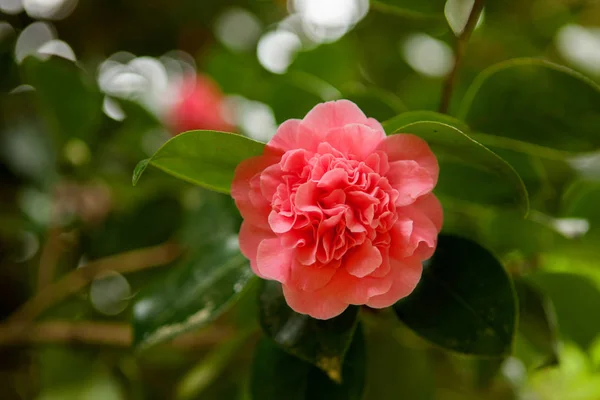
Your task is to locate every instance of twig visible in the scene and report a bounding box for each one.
[439,0,485,114]
[36,227,67,291]
[0,321,233,348]
[8,242,182,324]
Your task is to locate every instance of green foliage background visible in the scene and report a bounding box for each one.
[2,0,600,399]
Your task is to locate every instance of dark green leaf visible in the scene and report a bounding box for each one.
[362,312,434,400]
[371,0,447,19]
[82,196,182,260]
[394,234,518,356]
[133,246,253,348]
[250,324,365,400]
[21,56,103,147]
[132,130,265,193]
[459,58,600,153]
[259,280,359,382]
[528,272,600,350]
[562,180,600,237]
[514,279,559,368]
[383,112,529,215]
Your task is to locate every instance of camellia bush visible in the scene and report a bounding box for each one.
[3,0,600,399]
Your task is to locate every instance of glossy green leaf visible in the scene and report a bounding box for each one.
[528,272,600,350]
[21,56,103,147]
[132,245,253,348]
[250,324,365,400]
[132,130,265,193]
[459,58,600,153]
[259,280,359,382]
[383,112,529,215]
[514,279,559,368]
[394,234,518,356]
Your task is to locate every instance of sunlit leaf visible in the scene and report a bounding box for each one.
[383,112,529,215]
[132,130,265,193]
[459,58,600,153]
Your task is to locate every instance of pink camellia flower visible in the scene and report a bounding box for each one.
[168,74,233,134]
[231,100,442,319]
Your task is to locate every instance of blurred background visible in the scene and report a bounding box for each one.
[2,0,600,399]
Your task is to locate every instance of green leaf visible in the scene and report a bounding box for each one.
[176,331,252,400]
[132,130,265,193]
[371,0,447,19]
[21,56,103,147]
[250,324,365,400]
[459,58,600,153]
[259,280,359,382]
[394,234,518,356]
[343,85,407,121]
[132,246,253,348]
[383,111,529,215]
[514,279,559,368]
[528,272,600,351]
[362,312,434,400]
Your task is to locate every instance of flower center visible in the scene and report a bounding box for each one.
[268,145,399,267]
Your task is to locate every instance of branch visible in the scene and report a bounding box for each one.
[8,242,182,324]
[0,321,233,348]
[439,0,485,113]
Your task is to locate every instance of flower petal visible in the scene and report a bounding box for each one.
[412,193,443,231]
[325,123,385,160]
[366,256,422,309]
[344,240,382,278]
[268,119,320,153]
[239,221,276,278]
[325,269,392,305]
[231,154,278,228]
[256,238,293,283]
[290,258,338,291]
[282,284,348,319]
[376,134,439,184]
[387,160,435,206]
[301,100,370,134]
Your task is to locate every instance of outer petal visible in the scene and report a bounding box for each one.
[376,134,439,184]
[366,257,422,308]
[267,119,321,154]
[301,100,371,135]
[412,193,443,231]
[282,284,348,319]
[325,269,392,305]
[231,154,279,228]
[324,124,386,161]
[290,258,338,291]
[239,221,276,278]
[387,160,435,206]
[256,238,293,283]
[403,205,439,260]
[390,205,438,260]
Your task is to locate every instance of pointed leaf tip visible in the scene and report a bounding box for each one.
[132,159,150,186]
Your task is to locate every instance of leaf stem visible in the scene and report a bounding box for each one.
[439,0,485,114]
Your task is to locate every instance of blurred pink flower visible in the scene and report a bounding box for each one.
[168,74,233,134]
[231,100,442,319]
